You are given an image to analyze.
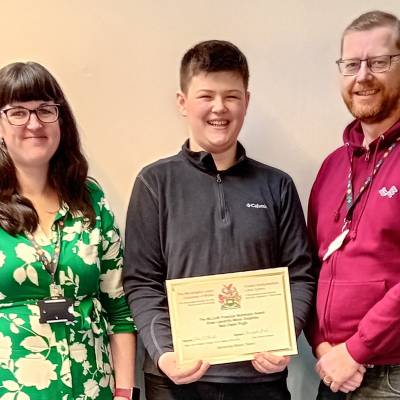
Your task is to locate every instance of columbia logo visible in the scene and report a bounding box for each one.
[246,203,268,209]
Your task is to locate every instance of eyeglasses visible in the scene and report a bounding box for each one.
[1,104,60,126]
[336,54,400,76]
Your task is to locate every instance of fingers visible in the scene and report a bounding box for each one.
[315,361,323,378]
[339,381,359,393]
[329,381,340,393]
[177,360,204,379]
[175,360,210,384]
[158,352,210,384]
[338,383,356,393]
[327,369,365,394]
[338,370,364,392]
[252,353,290,374]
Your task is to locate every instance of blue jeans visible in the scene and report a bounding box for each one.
[347,365,400,399]
[144,373,291,400]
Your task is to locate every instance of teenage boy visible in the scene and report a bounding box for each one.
[124,40,314,400]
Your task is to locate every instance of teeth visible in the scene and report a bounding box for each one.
[356,89,378,96]
[208,120,228,126]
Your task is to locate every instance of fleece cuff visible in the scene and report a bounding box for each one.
[346,332,373,364]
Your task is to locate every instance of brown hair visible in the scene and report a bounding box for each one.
[0,61,95,235]
[341,10,400,54]
[180,40,249,93]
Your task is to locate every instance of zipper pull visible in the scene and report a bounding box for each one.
[365,150,370,161]
[216,174,222,183]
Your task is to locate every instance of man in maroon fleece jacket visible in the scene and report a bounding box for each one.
[307,10,400,400]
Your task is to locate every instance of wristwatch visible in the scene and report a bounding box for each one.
[115,387,140,400]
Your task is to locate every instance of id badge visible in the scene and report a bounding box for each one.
[38,298,75,324]
[322,229,349,261]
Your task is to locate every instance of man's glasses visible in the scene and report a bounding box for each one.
[1,104,60,126]
[336,54,400,76]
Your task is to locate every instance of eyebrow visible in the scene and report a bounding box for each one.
[195,89,243,94]
[9,101,55,108]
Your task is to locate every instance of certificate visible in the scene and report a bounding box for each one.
[166,268,297,366]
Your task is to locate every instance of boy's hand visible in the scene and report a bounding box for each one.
[158,351,210,384]
[252,352,291,374]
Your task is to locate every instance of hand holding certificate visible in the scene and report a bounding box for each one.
[166,268,297,366]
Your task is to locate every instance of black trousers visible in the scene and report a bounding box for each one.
[145,373,291,400]
[316,380,346,400]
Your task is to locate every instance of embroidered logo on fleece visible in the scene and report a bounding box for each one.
[246,203,268,209]
[378,185,398,198]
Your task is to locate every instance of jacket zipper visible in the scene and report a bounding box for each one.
[216,173,228,222]
[324,237,342,339]
[325,252,336,338]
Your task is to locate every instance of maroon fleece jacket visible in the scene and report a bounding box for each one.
[307,118,400,365]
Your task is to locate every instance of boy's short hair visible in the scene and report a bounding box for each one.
[180,40,249,93]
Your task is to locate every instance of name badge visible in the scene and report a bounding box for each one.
[322,229,349,261]
[38,298,75,324]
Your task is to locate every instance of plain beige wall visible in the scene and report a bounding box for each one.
[2,1,399,398]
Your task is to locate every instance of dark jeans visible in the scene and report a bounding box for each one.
[145,373,291,400]
[316,380,346,400]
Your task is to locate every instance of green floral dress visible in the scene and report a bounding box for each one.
[0,181,135,400]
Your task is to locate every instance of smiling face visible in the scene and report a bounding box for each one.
[340,26,400,123]
[0,100,61,170]
[177,71,249,156]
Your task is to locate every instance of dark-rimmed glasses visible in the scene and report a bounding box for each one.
[336,54,400,76]
[1,104,60,126]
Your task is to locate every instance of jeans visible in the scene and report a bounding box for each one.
[144,373,291,400]
[347,365,400,399]
[316,366,400,400]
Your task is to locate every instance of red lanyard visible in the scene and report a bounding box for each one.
[345,137,400,223]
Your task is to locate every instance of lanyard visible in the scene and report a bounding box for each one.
[345,137,400,223]
[25,220,64,297]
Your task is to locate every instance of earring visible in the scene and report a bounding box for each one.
[0,138,6,149]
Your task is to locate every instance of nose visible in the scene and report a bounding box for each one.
[211,96,227,113]
[355,60,373,83]
[26,111,43,129]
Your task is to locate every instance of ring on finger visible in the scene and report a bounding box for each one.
[323,375,333,386]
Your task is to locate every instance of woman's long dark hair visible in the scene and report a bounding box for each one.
[0,62,95,235]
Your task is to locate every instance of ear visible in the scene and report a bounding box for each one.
[176,91,188,117]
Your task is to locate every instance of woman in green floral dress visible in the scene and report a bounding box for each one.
[0,62,137,400]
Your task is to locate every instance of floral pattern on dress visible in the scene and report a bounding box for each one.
[0,181,135,399]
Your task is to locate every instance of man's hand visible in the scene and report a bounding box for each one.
[252,352,291,374]
[316,343,363,392]
[158,351,210,384]
[315,341,333,359]
[338,368,365,393]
